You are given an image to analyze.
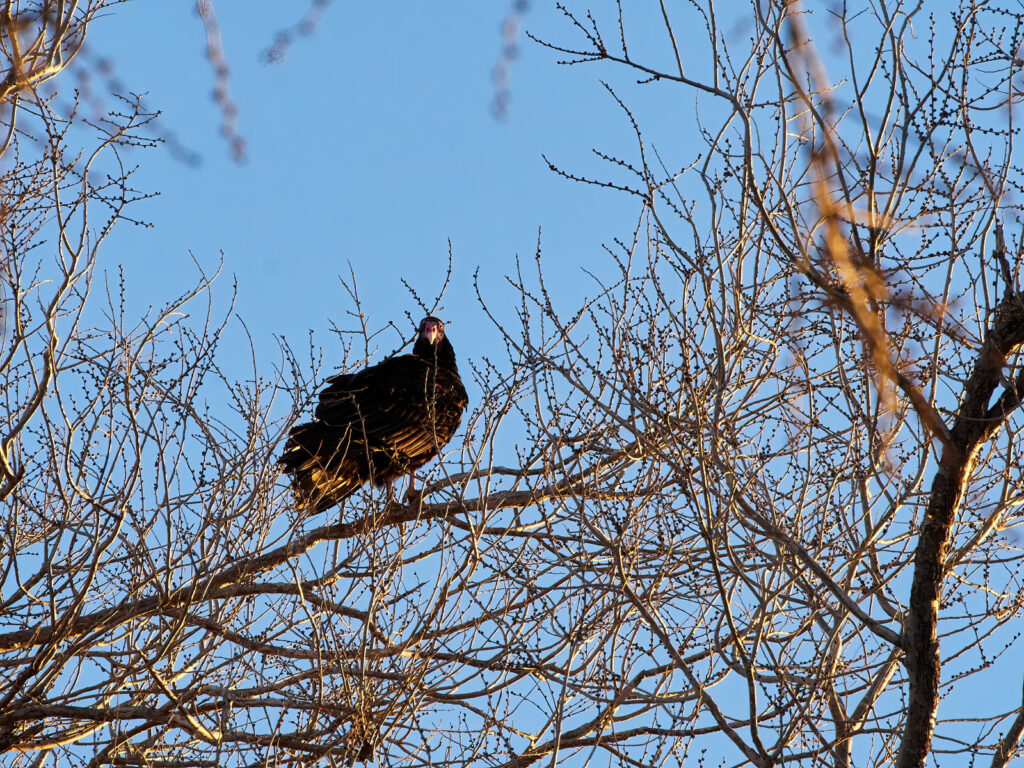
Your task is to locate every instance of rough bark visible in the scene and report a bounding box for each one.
[896,292,1024,768]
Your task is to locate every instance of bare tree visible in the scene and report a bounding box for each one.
[3,1,1024,766]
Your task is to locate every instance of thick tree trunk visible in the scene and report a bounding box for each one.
[896,293,1024,768]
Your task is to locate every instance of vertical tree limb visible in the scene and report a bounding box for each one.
[896,293,1024,768]
[991,674,1024,768]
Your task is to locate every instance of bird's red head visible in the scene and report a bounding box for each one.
[417,317,445,347]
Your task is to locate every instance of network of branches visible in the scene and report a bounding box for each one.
[2,2,1024,767]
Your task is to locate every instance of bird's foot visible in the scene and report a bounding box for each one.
[404,472,427,506]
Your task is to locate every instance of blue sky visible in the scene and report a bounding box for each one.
[64,3,1012,764]
[3,0,1017,765]
[84,1,657,374]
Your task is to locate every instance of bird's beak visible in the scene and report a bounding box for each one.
[421,323,442,345]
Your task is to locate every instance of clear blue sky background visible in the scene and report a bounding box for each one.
[74,3,1004,763]
[85,1,661,375]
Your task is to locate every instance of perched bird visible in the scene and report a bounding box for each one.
[280,317,468,512]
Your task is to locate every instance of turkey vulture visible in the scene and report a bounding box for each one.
[280,317,468,512]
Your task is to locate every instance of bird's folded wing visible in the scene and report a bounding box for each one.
[314,358,444,454]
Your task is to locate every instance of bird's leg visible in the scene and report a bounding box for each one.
[405,471,424,504]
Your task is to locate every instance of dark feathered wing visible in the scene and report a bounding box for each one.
[280,352,467,513]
